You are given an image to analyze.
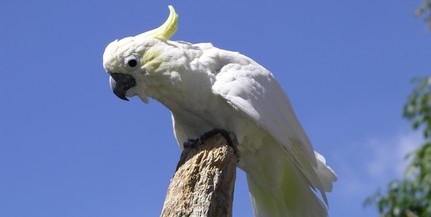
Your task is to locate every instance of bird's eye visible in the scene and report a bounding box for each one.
[128,59,137,67]
[124,56,139,69]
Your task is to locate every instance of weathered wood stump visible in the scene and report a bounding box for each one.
[160,132,238,217]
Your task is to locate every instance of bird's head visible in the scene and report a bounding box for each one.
[103,5,178,103]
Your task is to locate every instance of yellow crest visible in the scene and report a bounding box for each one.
[136,5,178,40]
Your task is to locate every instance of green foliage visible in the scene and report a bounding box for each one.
[365,77,431,217]
[364,3,431,215]
[416,0,431,28]
[404,77,431,139]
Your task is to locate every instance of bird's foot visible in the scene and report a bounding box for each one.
[183,138,201,149]
[183,129,240,162]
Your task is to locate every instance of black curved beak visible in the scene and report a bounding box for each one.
[109,73,136,101]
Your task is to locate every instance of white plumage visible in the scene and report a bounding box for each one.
[103,6,336,217]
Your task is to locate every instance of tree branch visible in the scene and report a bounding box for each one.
[160,132,238,217]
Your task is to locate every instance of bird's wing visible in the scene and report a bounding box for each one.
[211,55,334,199]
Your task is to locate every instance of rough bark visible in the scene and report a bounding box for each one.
[160,133,237,217]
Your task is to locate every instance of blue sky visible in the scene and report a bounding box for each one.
[1,0,430,216]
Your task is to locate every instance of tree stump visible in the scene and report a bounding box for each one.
[160,132,238,217]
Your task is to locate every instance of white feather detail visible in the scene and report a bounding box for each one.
[210,49,336,217]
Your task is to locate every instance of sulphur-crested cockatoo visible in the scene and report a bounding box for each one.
[103,6,336,217]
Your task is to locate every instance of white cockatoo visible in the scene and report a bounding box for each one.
[103,6,336,217]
